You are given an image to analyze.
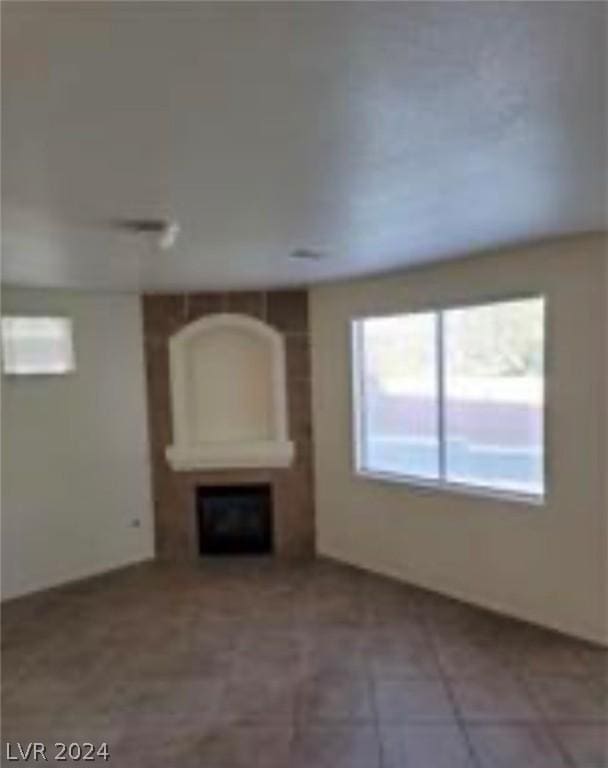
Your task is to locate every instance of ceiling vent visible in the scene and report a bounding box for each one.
[110,218,180,250]
[289,248,326,261]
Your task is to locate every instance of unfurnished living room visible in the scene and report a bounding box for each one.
[1,2,607,767]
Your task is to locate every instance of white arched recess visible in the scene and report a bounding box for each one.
[165,313,294,471]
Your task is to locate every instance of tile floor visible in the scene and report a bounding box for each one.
[2,558,606,767]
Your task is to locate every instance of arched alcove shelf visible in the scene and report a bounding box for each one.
[165,313,294,471]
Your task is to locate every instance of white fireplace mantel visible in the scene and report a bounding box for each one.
[165,313,294,471]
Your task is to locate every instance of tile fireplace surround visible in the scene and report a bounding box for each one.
[142,290,315,560]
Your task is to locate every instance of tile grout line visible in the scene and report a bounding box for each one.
[515,669,578,767]
[366,618,387,768]
[421,611,484,768]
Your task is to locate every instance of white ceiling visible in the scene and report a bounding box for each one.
[2,2,606,292]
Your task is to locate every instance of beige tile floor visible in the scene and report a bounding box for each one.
[2,558,606,767]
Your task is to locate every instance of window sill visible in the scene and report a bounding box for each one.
[355,469,546,508]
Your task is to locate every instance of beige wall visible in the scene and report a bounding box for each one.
[1,288,154,600]
[311,234,608,644]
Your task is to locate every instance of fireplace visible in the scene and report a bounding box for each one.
[196,484,273,555]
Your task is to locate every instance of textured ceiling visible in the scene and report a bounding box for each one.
[2,1,606,291]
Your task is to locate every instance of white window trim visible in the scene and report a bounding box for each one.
[351,294,547,506]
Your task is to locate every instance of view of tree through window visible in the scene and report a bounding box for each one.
[354,297,545,497]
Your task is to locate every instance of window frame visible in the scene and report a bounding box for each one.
[351,293,547,506]
[1,315,76,376]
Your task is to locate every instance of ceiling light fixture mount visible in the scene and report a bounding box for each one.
[158,221,180,250]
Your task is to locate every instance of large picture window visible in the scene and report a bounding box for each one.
[353,297,545,499]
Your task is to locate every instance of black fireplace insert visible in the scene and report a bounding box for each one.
[196,484,273,555]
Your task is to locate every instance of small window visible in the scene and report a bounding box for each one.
[353,297,545,500]
[1,316,75,375]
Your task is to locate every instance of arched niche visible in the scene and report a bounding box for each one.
[165,313,294,470]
